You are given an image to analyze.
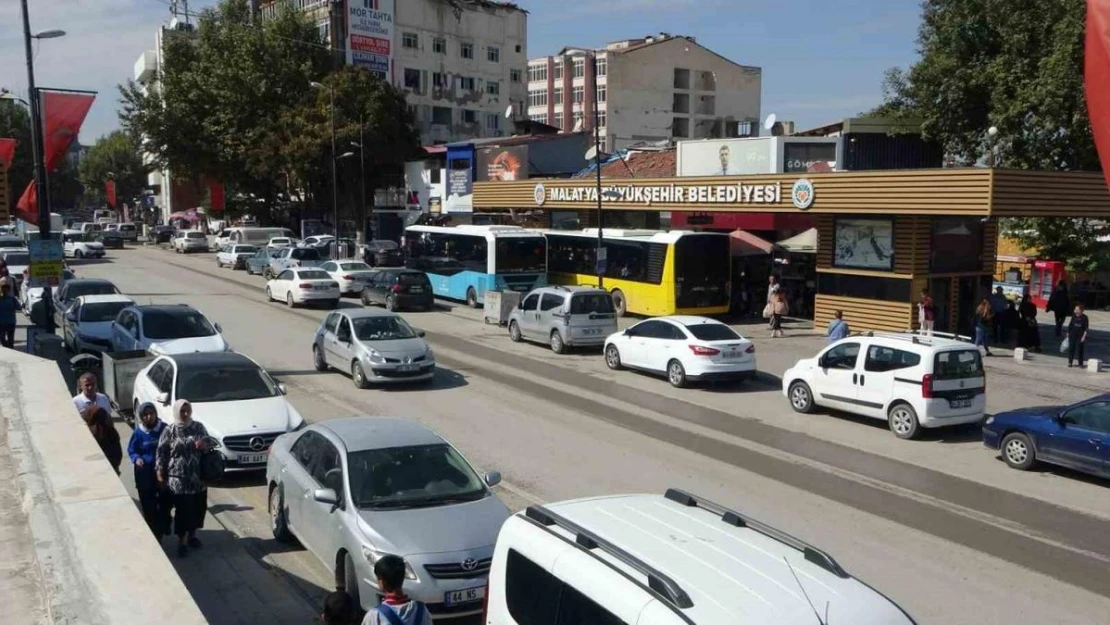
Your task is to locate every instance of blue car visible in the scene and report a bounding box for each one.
[982,394,1110,478]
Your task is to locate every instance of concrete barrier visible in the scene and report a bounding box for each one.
[0,348,206,625]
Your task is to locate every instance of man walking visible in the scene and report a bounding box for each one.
[361,555,431,625]
[917,289,935,337]
[826,310,850,342]
[989,286,1008,343]
[0,283,17,349]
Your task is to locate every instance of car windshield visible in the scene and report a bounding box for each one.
[66,283,119,301]
[185,232,205,239]
[370,240,398,251]
[933,349,984,379]
[348,444,486,509]
[398,273,428,286]
[290,248,321,260]
[119,225,135,231]
[569,293,615,314]
[0,239,23,249]
[338,262,371,271]
[176,365,279,402]
[142,310,217,339]
[685,323,741,341]
[297,270,330,280]
[2,253,29,266]
[352,316,418,341]
[234,246,257,254]
[272,238,291,244]
[81,301,130,322]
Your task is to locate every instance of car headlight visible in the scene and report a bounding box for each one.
[366,349,385,364]
[985,416,995,426]
[425,347,434,360]
[361,546,418,580]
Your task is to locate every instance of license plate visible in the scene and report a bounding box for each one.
[444,586,485,606]
[409,286,423,292]
[239,452,267,464]
[724,350,740,358]
[314,285,330,290]
[951,399,972,408]
[397,365,418,372]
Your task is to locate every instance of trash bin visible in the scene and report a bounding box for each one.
[483,290,521,325]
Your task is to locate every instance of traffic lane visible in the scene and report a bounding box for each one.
[83,249,1110,623]
[143,248,1110,524]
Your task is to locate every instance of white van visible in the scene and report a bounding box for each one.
[215,227,295,248]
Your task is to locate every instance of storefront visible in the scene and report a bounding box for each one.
[472,168,1110,330]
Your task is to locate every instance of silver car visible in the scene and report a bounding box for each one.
[265,417,509,617]
[507,286,618,353]
[312,309,435,388]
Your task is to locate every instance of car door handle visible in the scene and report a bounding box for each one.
[859,374,865,385]
[1089,439,1101,445]
[852,373,858,384]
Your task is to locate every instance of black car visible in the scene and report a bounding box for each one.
[52,278,122,328]
[363,240,404,267]
[97,231,125,249]
[359,269,434,311]
[152,225,175,243]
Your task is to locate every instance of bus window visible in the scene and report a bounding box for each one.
[673,234,730,308]
[495,239,546,274]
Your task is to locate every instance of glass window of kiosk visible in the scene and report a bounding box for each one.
[930,218,984,273]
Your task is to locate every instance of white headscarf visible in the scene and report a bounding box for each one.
[172,399,192,425]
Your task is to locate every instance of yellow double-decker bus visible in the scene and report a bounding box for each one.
[543,229,731,317]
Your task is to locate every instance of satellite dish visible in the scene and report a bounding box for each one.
[764,113,777,131]
[770,122,785,136]
[585,145,598,161]
[504,104,514,120]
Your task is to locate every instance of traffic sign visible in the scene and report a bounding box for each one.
[28,239,64,288]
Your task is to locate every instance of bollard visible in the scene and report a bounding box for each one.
[1012,347,1027,361]
[1087,359,1102,373]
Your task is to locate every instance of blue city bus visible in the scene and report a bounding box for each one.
[402,225,546,307]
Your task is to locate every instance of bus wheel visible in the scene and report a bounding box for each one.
[466,287,479,309]
[611,289,627,317]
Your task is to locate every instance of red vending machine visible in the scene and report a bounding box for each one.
[1029,260,1067,309]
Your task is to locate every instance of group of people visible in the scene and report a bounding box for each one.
[0,259,19,349]
[317,556,433,625]
[969,282,1090,366]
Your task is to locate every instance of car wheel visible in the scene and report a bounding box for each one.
[286,292,295,308]
[360,291,371,307]
[550,330,566,354]
[385,295,396,312]
[605,344,623,370]
[75,250,84,259]
[611,289,627,317]
[269,485,293,543]
[466,287,478,309]
[312,345,328,372]
[343,554,362,608]
[265,286,273,302]
[888,402,920,439]
[509,320,522,342]
[667,359,688,388]
[352,361,369,389]
[787,381,815,413]
[1001,432,1037,470]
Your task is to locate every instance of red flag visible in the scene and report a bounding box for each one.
[15,91,96,224]
[0,138,15,169]
[105,179,117,207]
[208,181,225,212]
[1088,0,1110,188]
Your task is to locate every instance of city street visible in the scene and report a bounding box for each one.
[81,246,1110,625]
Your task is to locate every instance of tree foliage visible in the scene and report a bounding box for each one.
[1,100,84,211]
[78,131,148,207]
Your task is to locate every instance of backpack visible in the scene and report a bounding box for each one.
[374,602,426,625]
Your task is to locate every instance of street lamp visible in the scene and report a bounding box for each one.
[564,48,605,288]
[987,126,999,168]
[310,80,339,238]
[350,134,367,244]
[33,29,66,39]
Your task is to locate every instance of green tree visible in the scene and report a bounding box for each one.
[0,100,34,207]
[78,131,148,207]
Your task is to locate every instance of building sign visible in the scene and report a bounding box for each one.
[445,153,474,214]
[677,138,773,176]
[783,141,837,173]
[534,182,783,206]
[27,239,64,288]
[476,145,529,182]
[833,218,894,271]
[347,0,395,81]
[791,179,815,210]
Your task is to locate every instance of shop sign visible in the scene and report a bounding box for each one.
[348,0,395,81]
[28,239,64,288]
[533,182,783,207]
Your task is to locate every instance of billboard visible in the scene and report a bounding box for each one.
[782,141,837,172]
[677,138,773,176]
[476,145,529,182]
[444,151,474,214]
[347,0,395,81]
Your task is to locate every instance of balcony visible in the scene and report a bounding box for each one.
[134,50,157,84]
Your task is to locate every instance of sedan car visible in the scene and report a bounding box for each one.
[245,247,276,275]
[265,417,508,614]
[23,268,75,316]
[603,316,756,388]
[363,240,404,267]
[299,234,335,250]
[359,269,434,312]
[63,294,135,353]
[97,230,125,249]
[313,309,435,388]
[133,352,305,471]
[320,260,377,295]
[983,394,1110,478]
[173,231,209,253]
[216,244,259,270]
[266,268,340,308]
[110,304,230,355]
[151,225,175,243]
[267,236,297,250]
[53,278,121,329]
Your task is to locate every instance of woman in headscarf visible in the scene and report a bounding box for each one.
[156,399,210,558]
[128,402,168,540]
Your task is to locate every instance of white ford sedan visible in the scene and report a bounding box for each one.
[603,316,756,388]
[266,268,340,308]
[319,260,377,295]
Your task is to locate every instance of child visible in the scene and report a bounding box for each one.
[361,555,432,625]
[128,402,168,540]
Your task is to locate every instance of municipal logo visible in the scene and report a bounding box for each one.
[533,183,546,206]
[791,178,815,210]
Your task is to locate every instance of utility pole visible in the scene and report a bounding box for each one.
[358,113,366,244]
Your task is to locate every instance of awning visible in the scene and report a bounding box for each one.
[775,227,817,254]
[729,229,773,257]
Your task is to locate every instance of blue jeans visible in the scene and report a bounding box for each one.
[974,325,987,347]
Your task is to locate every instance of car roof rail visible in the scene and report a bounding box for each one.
[664,488,849,579]
[524,505,695,612]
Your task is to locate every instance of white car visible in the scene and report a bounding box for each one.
[299,234,334,248]
[267,237,296,249]
[0,249,29,294]
[782,332,986,439]
[265,268,340,308]
[110,304,231,355]
[62,232,105,259]
[319,259,376,294]
[131,352,305,471]
[23,268,76,315]
[62,294,135,353]
[173,231,209,253]
[603,316,756,388]
[216,244,259,270]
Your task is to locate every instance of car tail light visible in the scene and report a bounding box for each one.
[391,284,403,293]
[342,275,354,280]
[745,344,755,354]
[689,345,720,356]
[922,374,934,399]
[329,282,339,288]
[299,283,313,289]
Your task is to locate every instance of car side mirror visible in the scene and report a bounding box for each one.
[65,312,77,322]
[417,330,426,338]
[623,329,633,337]
[484,471,502,487]
[312,488,339,510]
[277,383,287,395]
[818,356,828,368]
[214,323,222,333]
[156,392,170,406]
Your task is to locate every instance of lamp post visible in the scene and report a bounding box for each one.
[987,126,999,168]
[564,48,605,288]
[350,114,367,244]
[310,81,339,238]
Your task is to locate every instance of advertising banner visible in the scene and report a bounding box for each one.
[445,153,474,214]
[348,0,395,82]
[28,239,64,288]
[677,138,772,176]
[476,145,529,182]
[782,141,837,172]
[0,138,15,169]
[15,90,96,224]
[1087,0,1110,189]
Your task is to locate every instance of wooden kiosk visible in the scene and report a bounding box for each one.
[472,168,1110,332]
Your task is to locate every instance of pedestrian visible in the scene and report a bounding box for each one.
[0,266,14,298]
[322,590,361,625]
[973,299,993,356]
[1066,303,1090,368]
[0,283,17,349]
[1001,300,1019,346]
[1017,294,1042,352]
[156,399,211,558]
[73,371,113,417]
[766,275,779,329]
[1047,280,1070,337]
[917,289,935,337]
[82,405,123,474]
[360,555,432,625]
[826,309,850,342]
[989,287,1008,343]
[128,402,169,540]
[770,290,789,339]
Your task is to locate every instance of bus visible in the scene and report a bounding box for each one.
[403,225,547,307]
[543,229,730,317]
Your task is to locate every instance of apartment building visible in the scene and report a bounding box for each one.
[527,34,762,152]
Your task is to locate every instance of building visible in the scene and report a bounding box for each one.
[526,34,761,153]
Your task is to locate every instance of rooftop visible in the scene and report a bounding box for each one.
[597,149,676,179]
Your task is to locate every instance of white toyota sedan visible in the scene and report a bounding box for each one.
[266,268,340,308]
[603,316,756,388]
[319,260,376,295]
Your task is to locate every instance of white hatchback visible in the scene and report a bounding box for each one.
[782,332,987,439]
[603,316,756,388]
[266,268,340,308]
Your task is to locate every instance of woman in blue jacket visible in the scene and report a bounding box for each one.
[128,402,168,539]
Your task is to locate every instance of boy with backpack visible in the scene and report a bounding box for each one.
[361,555,432,625]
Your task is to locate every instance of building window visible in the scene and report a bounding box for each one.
[528,89,547,107]
[672,117,689,137]
[432,37,446,54]
[530,113,548,125]
[432,106,452,125]
[572,86,584,104]
[317,21,330,44]
[552,116,563,130]
[461,42,474,59]
[595,56,607,76]
[430,167,442,184]
[403,68,422,92]
[511,69,523,83]
[432,72,447,88]
[598,111,607,128]
[553,87,563,105]
[402,32,419,50]
[572,111,584,129]
[516,44,522,53]
[487,45,500,63]
[553,61,563,79]
[596,85,606,103]
[458,76,476,91]
[462,109,478,124]
[487,81,500,98]
[674,67,691,90]
[697,70,717,91]
[672,93,690,114]
[695,94,716,116]
[528,64,547,82]
[486,113,501,131]
[573,59,585,78]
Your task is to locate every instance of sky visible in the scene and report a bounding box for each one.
[0,0,923,145]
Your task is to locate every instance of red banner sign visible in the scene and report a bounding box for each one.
[350,35,390,56]
[15,91,96,224]
[0,138,15,169]
[1088,0,1110,189]
[105,179,117,207]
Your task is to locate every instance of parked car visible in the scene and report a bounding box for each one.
[782,332,986,439]
[319,259,376,295]
[117,222,139,242]
[265,417,508,614]
[96,230,125,249]
[265,268,340,308]
[151,225,175,243]
[983,393,1110,478]
[245,247,276,276]
[63,232,106,259]
[173,230,209,253]
[216,244,259,270]
[509,286,616,353]
[0,236,26,251]
[62,294,135,353]
[299,234,334,250]
[312,309,434,388]
[110,304,230,355]
[266,246,323,278]
[133,352,304,471]
[0,249,29,296]
[485,488,916,625]
[359,269,434,312]
[604,316,756,388]
[267,236,297,250]
[23,268,75,316]
[53,278,121,329]
[363,239,404,267]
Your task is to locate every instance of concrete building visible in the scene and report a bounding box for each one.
[527,34,761,153]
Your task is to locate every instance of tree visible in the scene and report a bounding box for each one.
[0,101,34,208]
[78,131,148,207]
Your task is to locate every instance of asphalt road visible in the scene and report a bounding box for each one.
[76,247,1110,625]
